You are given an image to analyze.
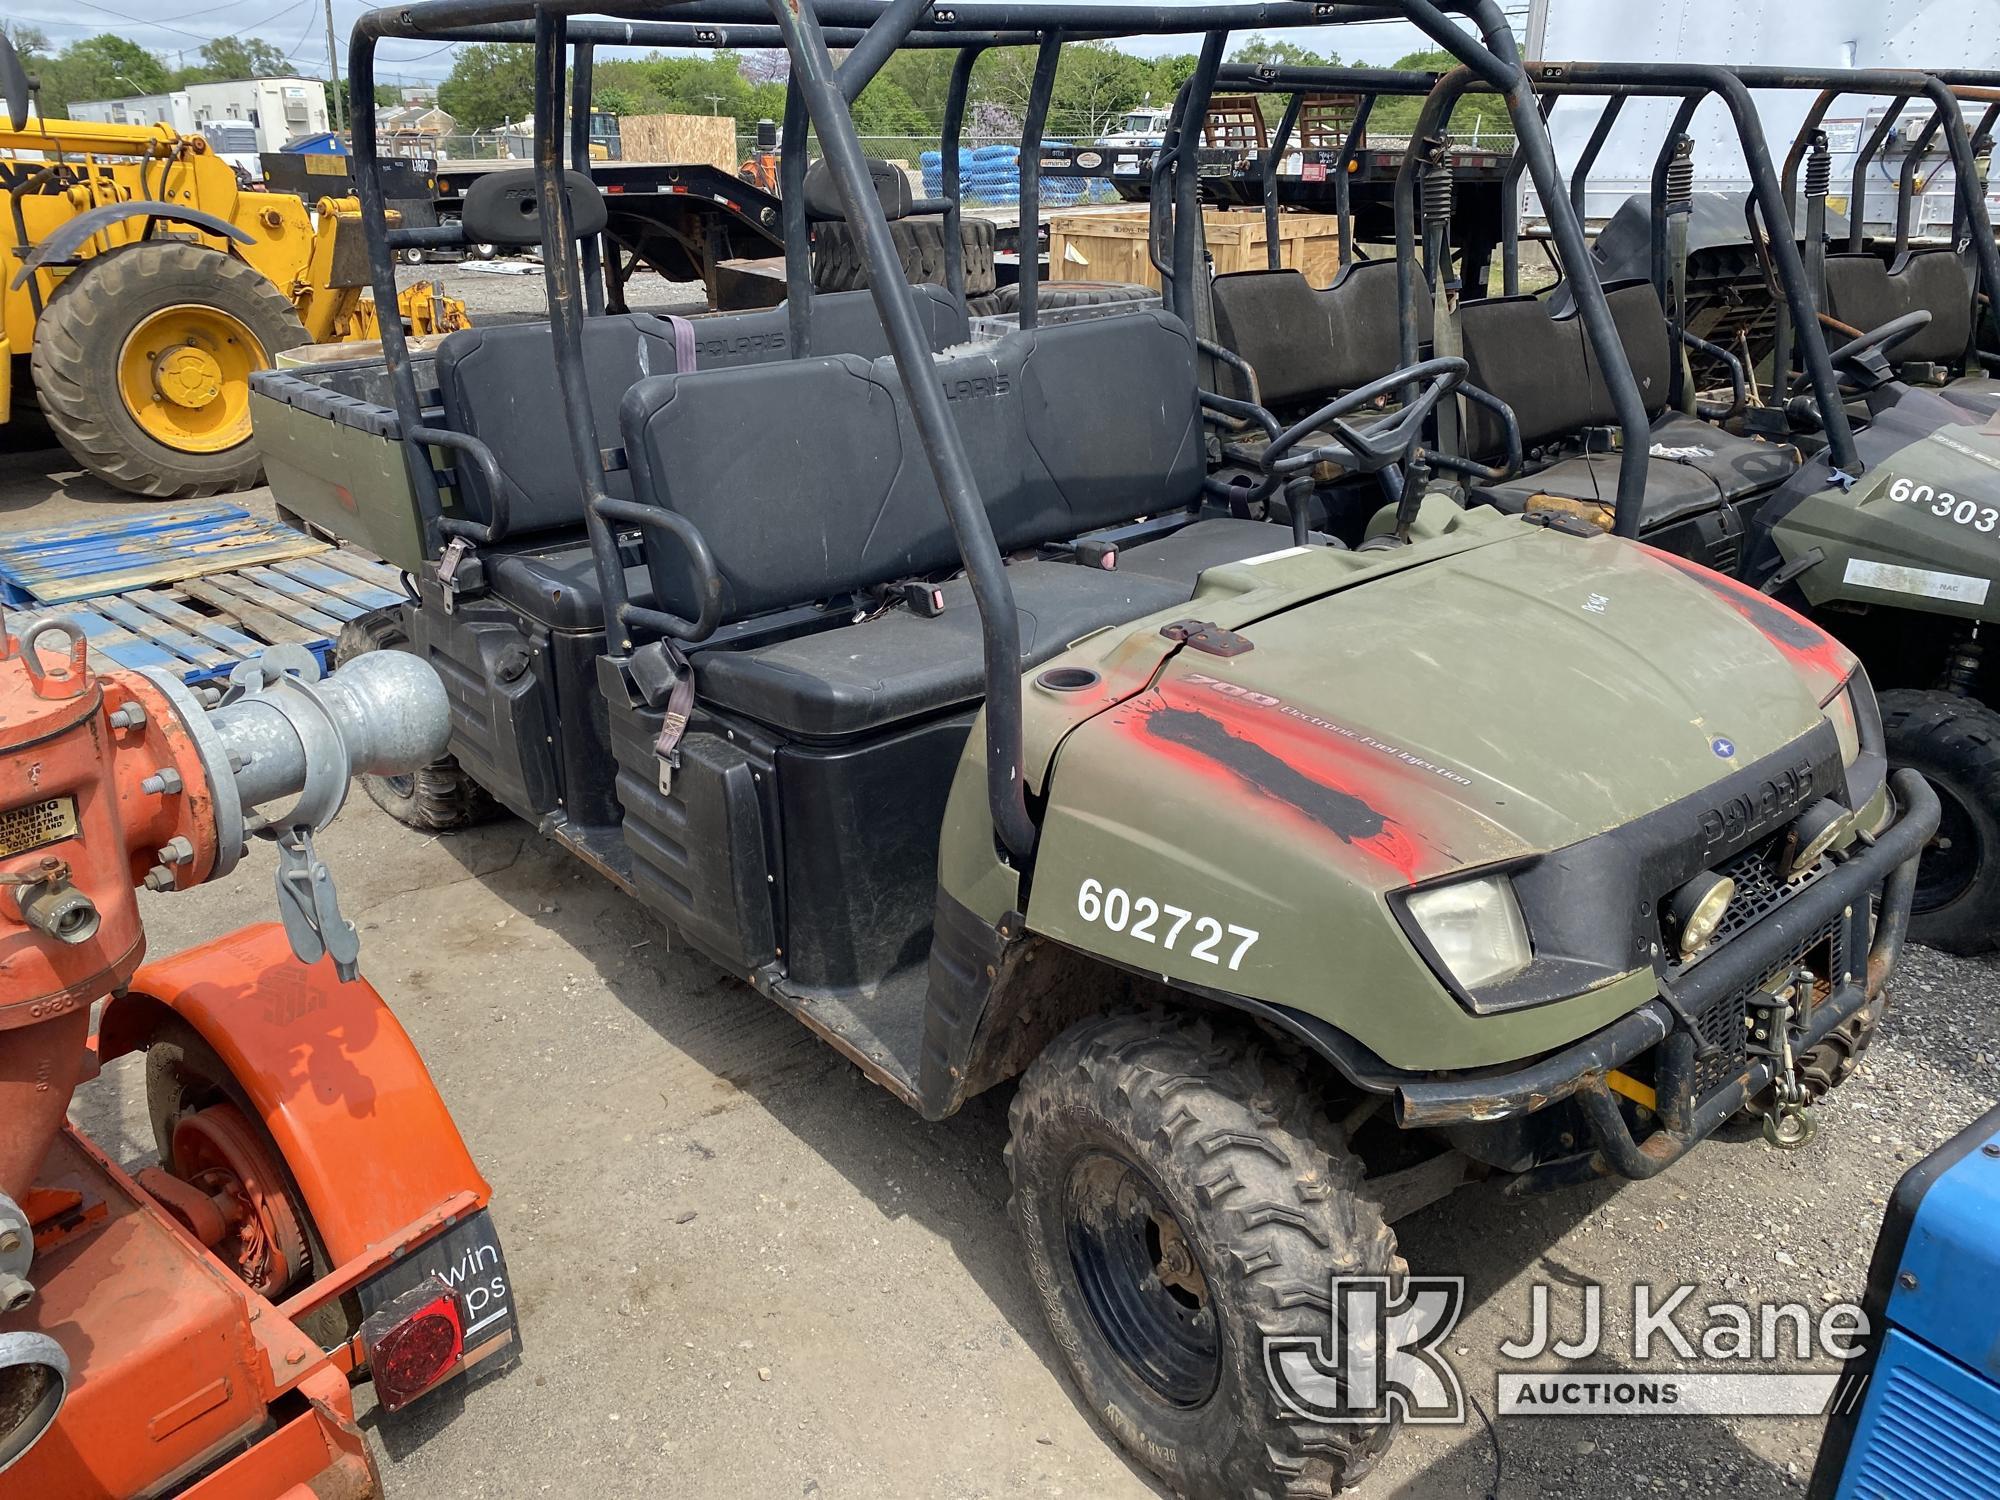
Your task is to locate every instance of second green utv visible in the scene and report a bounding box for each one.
[264,1,1940,1496]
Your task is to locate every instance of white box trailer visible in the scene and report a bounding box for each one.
[1519,0,1999,234]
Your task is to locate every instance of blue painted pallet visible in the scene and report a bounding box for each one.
[3,550,406,685]
[0,503,327,606]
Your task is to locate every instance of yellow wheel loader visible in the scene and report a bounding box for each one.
[0,35,466,498]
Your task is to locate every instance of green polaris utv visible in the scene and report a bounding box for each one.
[1203,58,2000,954]
[256,2,1936,1495]
[1460,64,2000,954]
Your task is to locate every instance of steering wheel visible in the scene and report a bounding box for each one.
[1827,309,1931,374]
[1260,356,1467,480]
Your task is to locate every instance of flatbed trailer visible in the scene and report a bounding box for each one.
[431,159,790,308]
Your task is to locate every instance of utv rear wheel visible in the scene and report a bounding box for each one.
[31,240,308,498]
[1007,1010,1401,1499]
[334,608,496,832]
[1880,689,2000,955]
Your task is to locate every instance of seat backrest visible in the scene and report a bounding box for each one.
[1209,259,1430,409]
[1459,278,1671,457]
[1823,249,1974,366]
[435,288,969,538]
[621,310,1203,625]
[1586,279,1674,418]
[438,312,683,534]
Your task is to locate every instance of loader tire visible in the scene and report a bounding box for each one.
[1881,688,2000,956]
[334,608,498,832]
[812,213,997,297]
[1008,1009,1404,1499]
[32,240,308,499]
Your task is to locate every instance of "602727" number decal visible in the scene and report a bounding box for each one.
[1075,877,1260,970]
[1886,476,1999,533]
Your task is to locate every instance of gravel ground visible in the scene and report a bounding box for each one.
[8,260,1999,1499]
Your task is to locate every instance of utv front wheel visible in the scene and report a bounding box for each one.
[1880,689,2000,955]
[333,608,496,832]
[1007,1011,1401,1499]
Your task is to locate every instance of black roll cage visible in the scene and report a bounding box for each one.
[343,0,1658,866]
[1516,63,2000,484]
[1160,64,1455,285]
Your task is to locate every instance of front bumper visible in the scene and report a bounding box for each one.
[1392,769,1938,1180]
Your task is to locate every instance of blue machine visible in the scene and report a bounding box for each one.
[1811,1101,2000,1499]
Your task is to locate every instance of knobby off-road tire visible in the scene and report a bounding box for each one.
[811,213,998,297]
[32,240,308,498]
[334,608,497,832]
[1007,1010,1401,1499]
[990,279,1156,315]
[1881,687,2000,956]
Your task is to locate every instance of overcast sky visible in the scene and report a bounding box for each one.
[11,0,1471,90]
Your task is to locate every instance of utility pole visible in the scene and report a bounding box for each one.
[324,0,344,134]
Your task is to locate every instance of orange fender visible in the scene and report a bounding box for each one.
[101,923,489,1265]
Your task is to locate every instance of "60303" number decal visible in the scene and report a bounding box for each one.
[1075,877,1260,970]
[1886,476,2000,534]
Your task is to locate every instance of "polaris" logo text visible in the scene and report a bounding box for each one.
[1696,761,1817,850]
[943,372,1010,402]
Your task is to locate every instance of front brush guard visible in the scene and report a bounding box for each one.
[1393,770,1938,1185]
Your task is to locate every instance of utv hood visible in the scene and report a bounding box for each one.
[1052,525,1856,892]
[1014,522,1863,1069]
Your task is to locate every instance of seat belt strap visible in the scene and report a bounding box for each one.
[664,314,699,373]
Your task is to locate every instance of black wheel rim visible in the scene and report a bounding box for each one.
[1063,1152,1219,1408]
[1913,775,1981,913]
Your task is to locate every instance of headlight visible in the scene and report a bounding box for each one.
[1822,680,1860,768]
[1406,875,1532,989]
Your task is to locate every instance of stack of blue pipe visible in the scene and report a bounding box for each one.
[918,143,1101,209]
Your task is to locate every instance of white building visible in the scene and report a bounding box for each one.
[71,77,329,154]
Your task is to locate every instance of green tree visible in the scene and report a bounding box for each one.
[437,42,534,132]
[592,84,637,118]
[325,78,398,125]
[976,41,1149,139]
[1228,34,1340,70]
[851,76,930,139]
[34,34,170,118]
[1369,48,1504,141]
[172,37,290,86]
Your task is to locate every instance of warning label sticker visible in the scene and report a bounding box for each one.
[0,797,79,859]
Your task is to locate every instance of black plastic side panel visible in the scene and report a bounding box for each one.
[600,658,778,973]
[549,626,622,828]
[776,714,971,994]
[407,587,561,820]
[1644,499,1748,578]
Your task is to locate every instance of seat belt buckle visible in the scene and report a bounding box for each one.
[436,537,472,615]
[1073,539,1119,570]
[654,711,688,795]
[896,581,947,618]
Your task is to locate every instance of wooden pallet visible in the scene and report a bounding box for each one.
[4,550,406,685]
[0,504,327,606]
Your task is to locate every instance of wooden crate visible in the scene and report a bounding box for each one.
[1048,205,1342,291]
[619,112,739,171]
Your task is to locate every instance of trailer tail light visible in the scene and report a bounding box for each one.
[360,1278,466,1412]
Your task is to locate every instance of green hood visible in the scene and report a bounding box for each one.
[1007,516,1861,1069]
[1126,524,1852,880]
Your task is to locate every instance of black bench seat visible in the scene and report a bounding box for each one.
[690,517,1290,739]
